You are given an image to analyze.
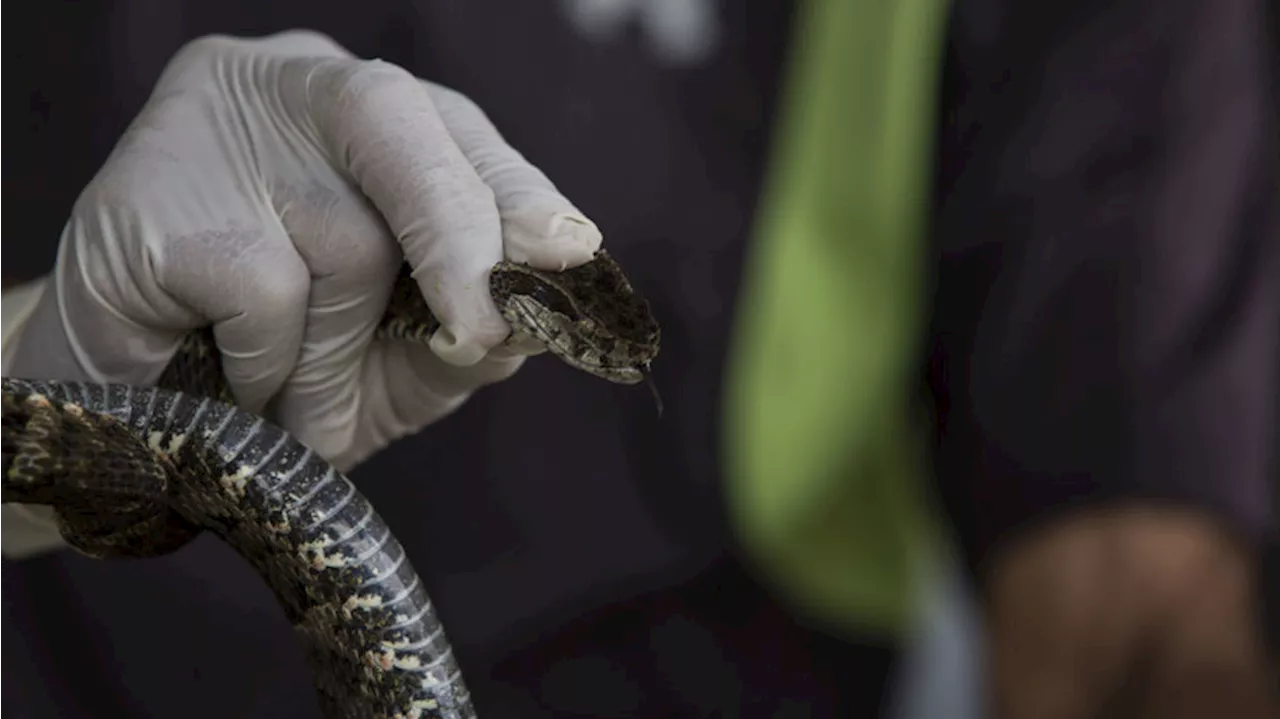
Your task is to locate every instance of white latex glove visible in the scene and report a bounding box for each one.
[5,30,602,474]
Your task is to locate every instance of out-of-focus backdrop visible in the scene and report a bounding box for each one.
[5,2,914,717]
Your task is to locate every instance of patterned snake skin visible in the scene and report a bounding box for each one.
[0,250,660,719]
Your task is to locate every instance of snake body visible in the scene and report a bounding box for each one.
[1,250,660,719]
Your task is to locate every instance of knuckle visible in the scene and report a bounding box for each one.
[426,83,484,121]
[163,32,354,83]
[427,82,468,107]
[245,261,311,317]
[161,227,311,325]
[273,185,401,284]
[311,58,420,107]
[257,30,352,58]
[306,240,400,295]
[166,34,242,69]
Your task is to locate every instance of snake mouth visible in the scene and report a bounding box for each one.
[490,249,659,387]
[502,296,647,386]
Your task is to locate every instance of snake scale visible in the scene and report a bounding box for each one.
[1,250,660,719]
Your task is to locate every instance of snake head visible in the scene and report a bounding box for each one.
[490,250,660,385]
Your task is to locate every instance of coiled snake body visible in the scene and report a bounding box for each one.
[1,251,660,719]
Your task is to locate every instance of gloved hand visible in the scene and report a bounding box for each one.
[4,30,602,473]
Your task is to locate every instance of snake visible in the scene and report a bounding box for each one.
[1,249,660,719]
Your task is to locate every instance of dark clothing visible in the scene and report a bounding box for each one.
[4,0,1276,716]
[929,0,1279,567]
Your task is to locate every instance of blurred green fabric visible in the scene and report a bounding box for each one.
[724,0,950,638]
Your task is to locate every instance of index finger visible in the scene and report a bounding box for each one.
[423,83,603,271]
[297,58,509,368]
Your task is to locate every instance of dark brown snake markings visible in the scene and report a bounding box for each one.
[1,251,660,719]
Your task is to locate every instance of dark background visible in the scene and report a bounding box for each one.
[8,1,1278,717]
[3,1,899,717]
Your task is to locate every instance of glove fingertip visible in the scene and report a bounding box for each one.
[428,322,503,367]
[503,209,603,270]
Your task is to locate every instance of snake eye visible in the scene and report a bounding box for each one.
[527,283,582,322]
[499,271,583,321]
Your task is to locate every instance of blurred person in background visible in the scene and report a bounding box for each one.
[3,1,1277,719]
